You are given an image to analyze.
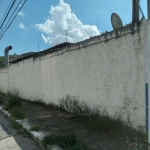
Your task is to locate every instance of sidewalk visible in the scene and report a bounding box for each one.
[24,100,117,150]
[0,112,41,150]
[0,99,148,150]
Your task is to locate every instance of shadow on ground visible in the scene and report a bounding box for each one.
[0,112,40,150]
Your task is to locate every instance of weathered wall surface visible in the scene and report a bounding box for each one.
[0,21,148,130]
[0,68,9,93]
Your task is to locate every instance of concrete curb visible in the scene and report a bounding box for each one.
[0,106,62,150]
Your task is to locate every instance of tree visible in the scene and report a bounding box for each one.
[0,54,18,68]
[0,56,4,68]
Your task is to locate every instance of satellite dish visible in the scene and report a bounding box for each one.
[111,13,123,30]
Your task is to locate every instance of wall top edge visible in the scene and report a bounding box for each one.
[10,20,147,65]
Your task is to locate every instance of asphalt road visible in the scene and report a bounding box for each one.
[0,112,41,150]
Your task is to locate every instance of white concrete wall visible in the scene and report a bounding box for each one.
[0,20,148,131]
[0,68,9,93]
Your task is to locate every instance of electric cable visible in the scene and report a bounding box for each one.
[0,0,14,25]
[0,0,24,36]
[0,0,16,29]
[0,0,27,39]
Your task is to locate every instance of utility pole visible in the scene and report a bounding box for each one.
[148,0,150,19]
[132,0,139,23]
[146,1,150,149]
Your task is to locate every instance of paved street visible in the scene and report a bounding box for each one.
[0,113,40,150]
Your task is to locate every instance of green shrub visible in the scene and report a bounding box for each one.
[30,125,41,131]
[11,120,31,137]
[8,93,22,107]
[33,99,45,105]
[3,89,26,120]
[5,89,22,110]
[57,95,147,142]
[67,142,90,150]
[0,93,4,102]
[42,133,89,150]
[11,120,22,129]
[87,111,125,133]
[10,106,25,119]
[42,133,77,149]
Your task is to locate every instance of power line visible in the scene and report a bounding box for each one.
[0,0,24,36]
[0,0,16,29]
[0,0,14,25]
[0,0,27,39]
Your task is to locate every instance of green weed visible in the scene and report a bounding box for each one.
[7,90,22,108]
[11,120,22,129]
[0,90,5,103]
[33,99,45,105]
[11,120,31,137]
[0,93,4,102]
[4,89,22,111]
[4,89,26,119]
[48,102,60,110]
[19,94,148,149]
[30,125,41,131]
[42,133,88,150]
[10,106,26,119]
[57,95,148,149]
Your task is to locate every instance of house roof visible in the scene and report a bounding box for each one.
[9,52,36,63]
[9,42,72,64]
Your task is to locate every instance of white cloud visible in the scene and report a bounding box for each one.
[41,34,48,43]
[35,0,100,46]
[18,11,25,17]
[18,22,27,30]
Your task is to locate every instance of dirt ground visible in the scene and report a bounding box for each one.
[22,100,148,150]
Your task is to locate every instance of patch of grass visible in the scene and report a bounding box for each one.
[0,93,4,102]
[87,109,124,133]
[11,120,31,137]
[67,141,90,150]
[42,133,88,150]
[58,95,126,134]
[0,90,5,103]
[7,89,22,108]
[33,99,45,105]
[4,89,22,110]
[48,95,90,115]
[30,125,41,131]
[48,102,60,110]
[121,135,149,150]
[33,94,148,149]
[58,95,88,115]
[3,105,9,111]
[11,120,22,129]
[86,109,149,149]
[4,89,26,119]
[53,95,148,149]
[10,106,26,119]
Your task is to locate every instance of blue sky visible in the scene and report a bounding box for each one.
[0,0,148,55]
